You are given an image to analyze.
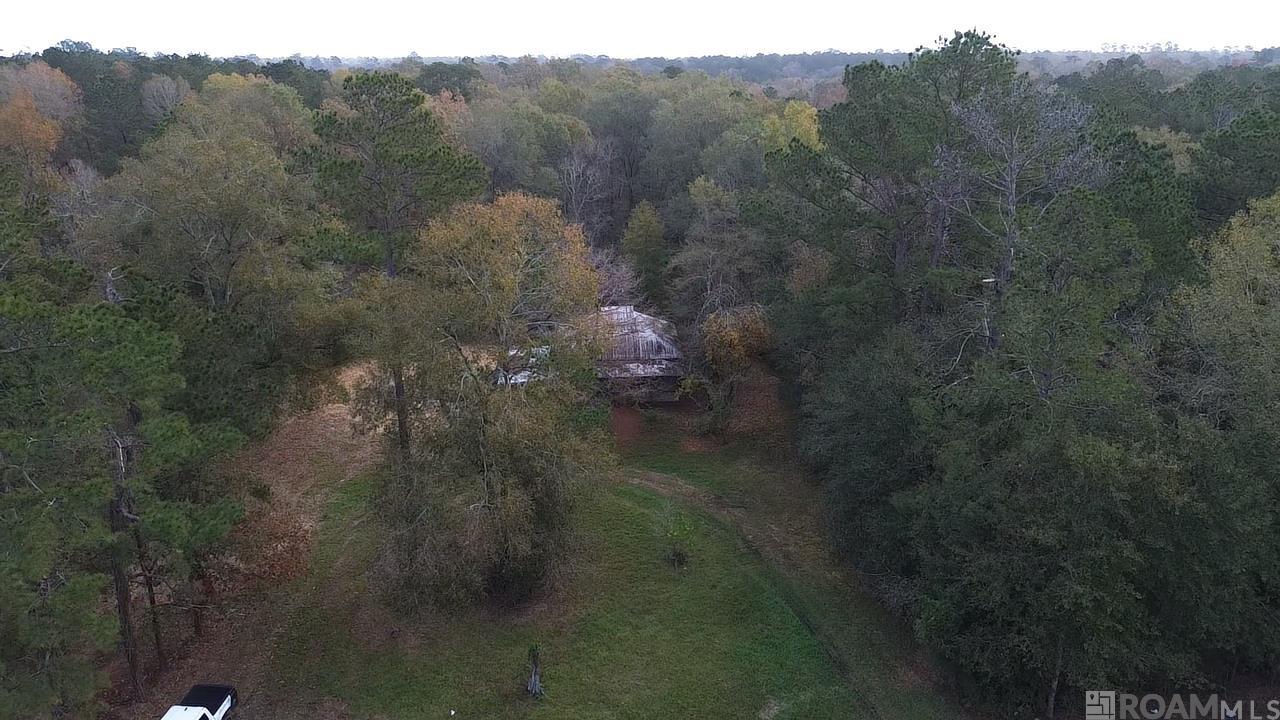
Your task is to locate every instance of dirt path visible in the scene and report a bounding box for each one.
[622,466,948,720]
[624,469,835,580]
[110,365,376,720]
[111,376,937,719]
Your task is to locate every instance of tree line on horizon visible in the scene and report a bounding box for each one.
[3,28,1280,719]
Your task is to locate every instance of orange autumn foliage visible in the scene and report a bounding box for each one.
[0,88,61,197]
[0,88,60,159]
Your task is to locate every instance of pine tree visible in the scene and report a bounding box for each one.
[620,201,667,306]
[311,71,485,468]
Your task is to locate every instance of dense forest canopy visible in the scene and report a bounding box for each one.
[5,28,1280,720]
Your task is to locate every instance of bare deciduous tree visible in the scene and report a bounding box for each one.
[588,246,641,306]
[0,60,82,126]
[1211,104,1240,131]
[52,158,102,254]
[939,79,1108,347]
[559,137,618,244]
[140,74,191,124]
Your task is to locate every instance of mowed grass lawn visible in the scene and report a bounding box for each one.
[262,471,863,719]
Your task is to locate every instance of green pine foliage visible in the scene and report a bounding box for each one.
[620,201,667,305]
[763,31,1280,717]
[7,29,1280,720]
[311,71,486,276]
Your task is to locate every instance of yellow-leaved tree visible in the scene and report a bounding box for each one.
[763,100,822,153]
[358,193,608,611]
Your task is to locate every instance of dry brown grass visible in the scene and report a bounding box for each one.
[725,361,792,451]
[104,363,378,720]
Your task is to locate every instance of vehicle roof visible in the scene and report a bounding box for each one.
[159,707,210,720]
[178,684,236,713]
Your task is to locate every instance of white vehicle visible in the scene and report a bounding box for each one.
[159,684,238,720]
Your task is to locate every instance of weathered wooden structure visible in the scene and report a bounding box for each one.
[595,305,684,403]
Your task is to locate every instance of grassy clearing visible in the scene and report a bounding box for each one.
[263,472,860,719]
[620,438,748,496]
[619,425,955,720]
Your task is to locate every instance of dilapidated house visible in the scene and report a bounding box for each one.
[595,305,684,402]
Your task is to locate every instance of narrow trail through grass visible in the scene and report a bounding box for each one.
[619,423,956,720]
[117,368,958,719]
[258,474,864,719]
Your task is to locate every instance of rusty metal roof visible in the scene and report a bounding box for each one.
[598,306,682,362]
[596,306,683,378]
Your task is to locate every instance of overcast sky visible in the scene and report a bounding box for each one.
[5,0,1279,59]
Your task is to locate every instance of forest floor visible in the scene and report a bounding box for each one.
[104,368,959,720]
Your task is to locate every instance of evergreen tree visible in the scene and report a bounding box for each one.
[311,71,485,467]
[620,200,668,306]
